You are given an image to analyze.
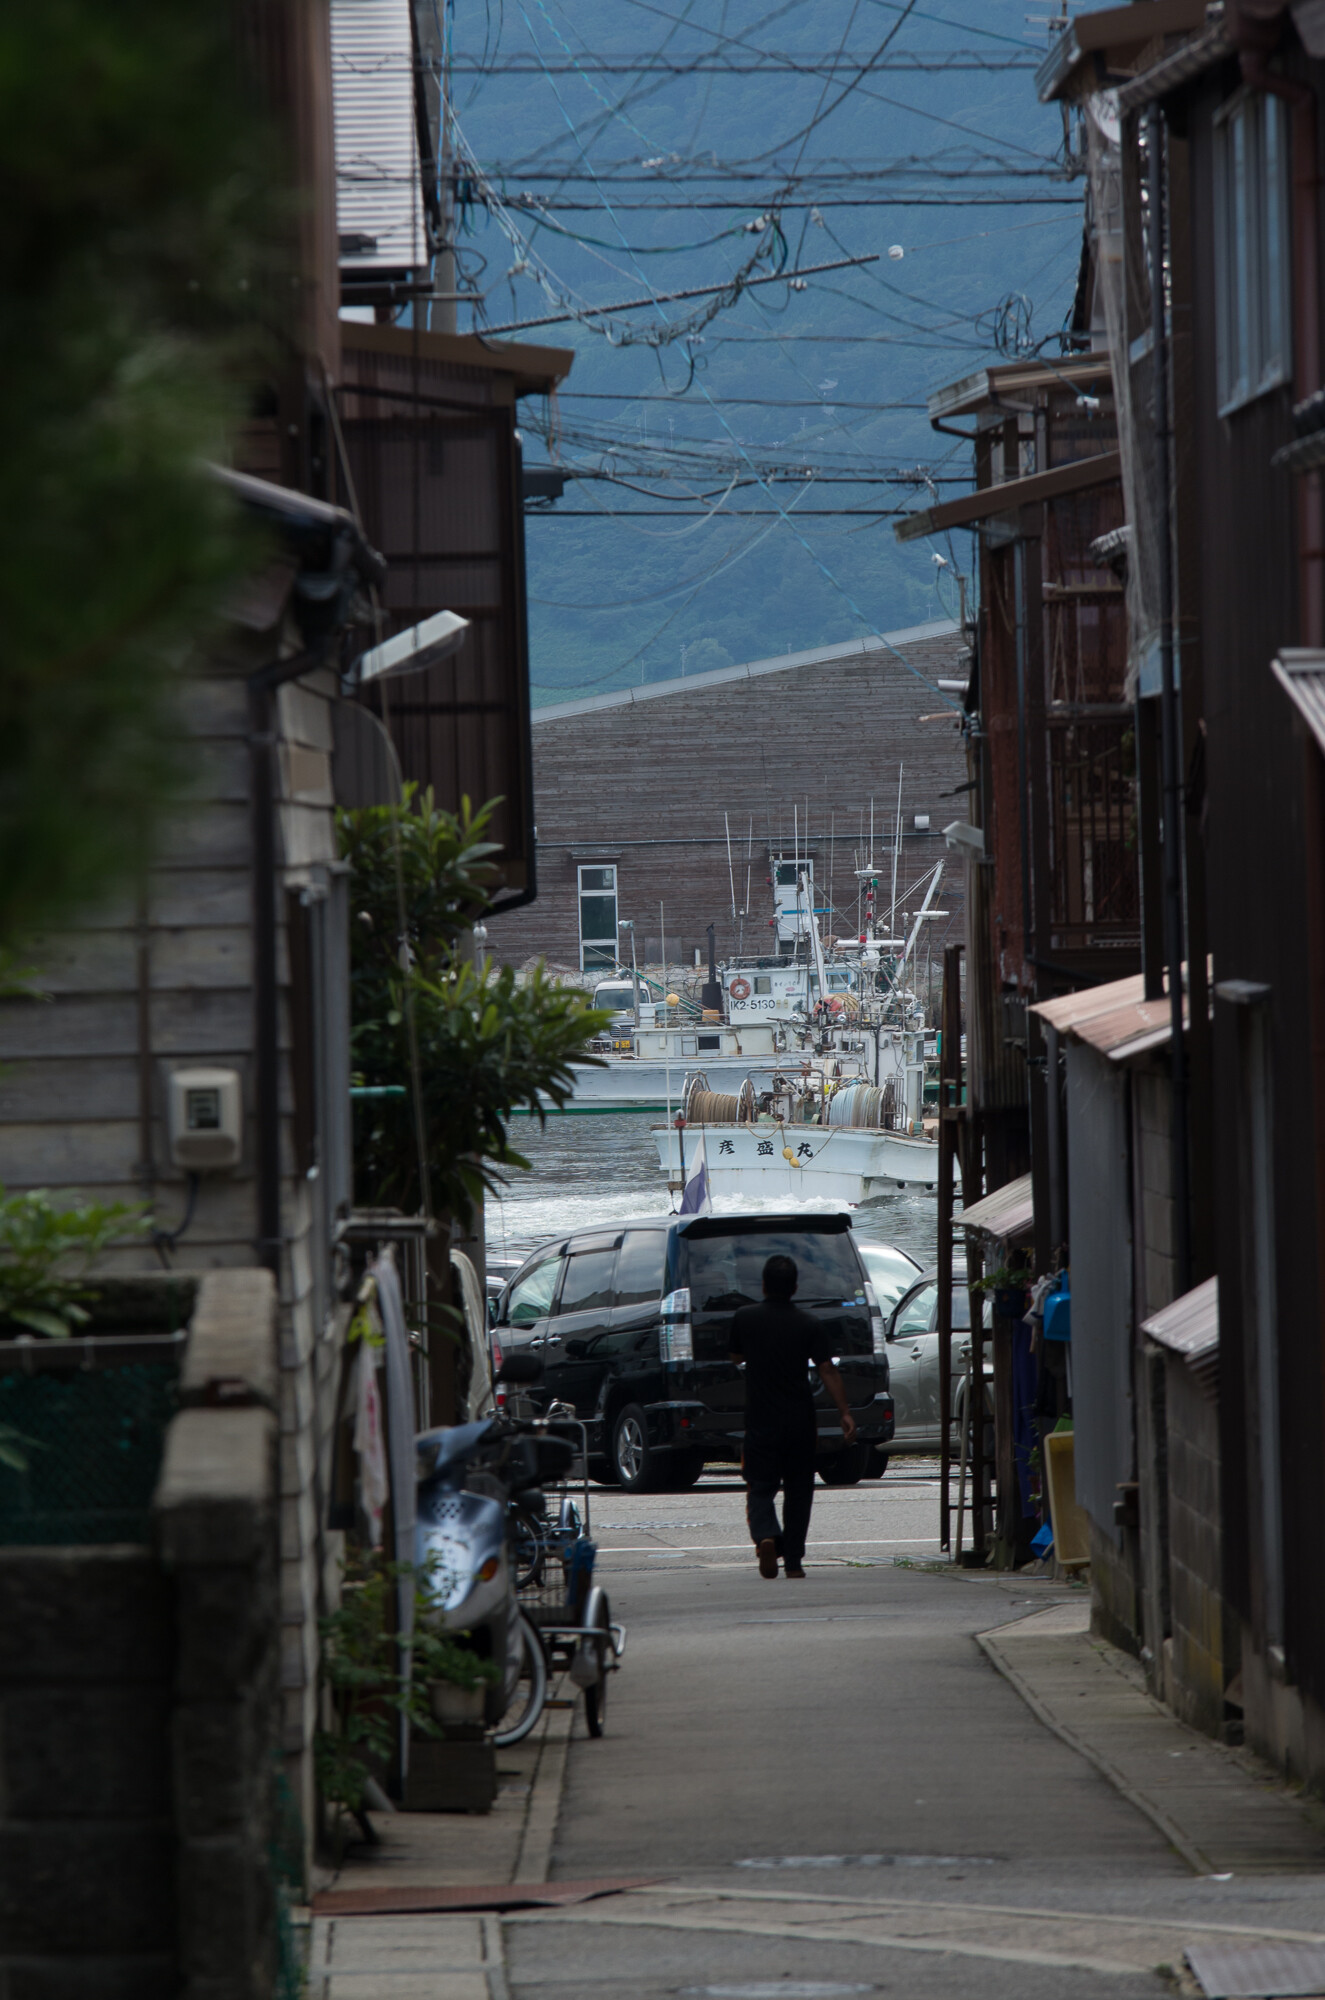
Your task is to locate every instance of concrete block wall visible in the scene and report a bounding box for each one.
[0,1269,284,2000]
[0,1548,177,2000]
[1164,1358,1227,1738]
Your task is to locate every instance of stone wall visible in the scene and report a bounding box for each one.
[0,1269,283,2000]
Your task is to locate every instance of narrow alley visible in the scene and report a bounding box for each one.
[314,1477,1325,2000]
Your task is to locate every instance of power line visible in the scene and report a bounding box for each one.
[501,194,1081,209]
[479,249,878,333]
[528,507,940,516]
[552,392,931,407]
[444,52,1040,74]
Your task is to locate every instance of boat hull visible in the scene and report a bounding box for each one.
[545,1052,791,1113]
[653,1119,940,1202]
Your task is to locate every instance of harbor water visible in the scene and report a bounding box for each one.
[489,1111,942,1267]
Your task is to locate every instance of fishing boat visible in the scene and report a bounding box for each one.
[561,1016,796,1112]
[653,1108,941,1205]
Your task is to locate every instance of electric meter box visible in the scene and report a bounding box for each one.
[168,1067,243,1171]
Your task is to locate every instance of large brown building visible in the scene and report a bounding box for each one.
[489,619,969,977]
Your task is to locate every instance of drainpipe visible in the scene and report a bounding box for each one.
[1148,107,1192,1296]
[1013,539,1034,981]
[248,649,325,1280]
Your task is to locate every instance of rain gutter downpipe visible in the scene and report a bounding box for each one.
[1148,106,1192,1296]
[248,647,327,1279]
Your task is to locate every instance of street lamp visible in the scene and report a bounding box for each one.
[618,919,641,1027]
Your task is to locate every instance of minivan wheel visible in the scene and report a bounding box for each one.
[611,1405,659,1493]
[864,1447,890,1479]
[659,1451,705,1491]
[819,1445,869,1486]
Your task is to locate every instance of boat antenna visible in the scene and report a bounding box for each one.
[742,816,753,957]
[724,811,737,931]
[889,763,904,948]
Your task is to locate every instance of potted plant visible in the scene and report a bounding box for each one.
[316,1554,500,1845]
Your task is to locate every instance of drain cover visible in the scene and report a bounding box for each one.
[684,1987,876,1998]
[735,1854,993,1870]
[1186,1943,1325,1997]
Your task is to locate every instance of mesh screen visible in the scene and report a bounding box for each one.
[0,1361,179,1545]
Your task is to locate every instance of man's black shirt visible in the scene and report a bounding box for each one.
[730,1299,834,1436]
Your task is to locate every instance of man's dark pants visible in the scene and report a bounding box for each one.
[743,1417,817,1568]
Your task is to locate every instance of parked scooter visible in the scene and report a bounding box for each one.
[413,1391,575,1746]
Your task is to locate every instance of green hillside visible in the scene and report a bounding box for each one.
[445,1,1077,702]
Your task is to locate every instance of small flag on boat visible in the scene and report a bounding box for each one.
[679,1133,711,1214]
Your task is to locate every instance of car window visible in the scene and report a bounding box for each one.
[954,1285,971,1330]
[554,1248,618,1316]
[681,1227,865,1314]
[506,1254,563,1327]
[614,1230,667,1308]
[893,1282,936,1339]
[856,1242,922,1312]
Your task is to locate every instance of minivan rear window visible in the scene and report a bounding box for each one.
[680,1227,866,1316]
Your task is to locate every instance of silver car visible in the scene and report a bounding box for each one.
[851,1238,923,1315]
[883,1272,974,1455]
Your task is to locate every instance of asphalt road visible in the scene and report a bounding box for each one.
[501,1473,1325,2000]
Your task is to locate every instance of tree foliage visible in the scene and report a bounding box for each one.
[0,2,275,946]
[337,789,610,1221]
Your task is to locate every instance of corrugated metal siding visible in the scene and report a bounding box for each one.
[331,0,425,276]
[1186,75,1325,1702]
[1065,1038,1134,1537]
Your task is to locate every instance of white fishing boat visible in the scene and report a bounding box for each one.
[652,1113,941,1204]
[560,1018,795,1112]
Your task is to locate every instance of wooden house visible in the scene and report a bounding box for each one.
[1037,0,1325,1782]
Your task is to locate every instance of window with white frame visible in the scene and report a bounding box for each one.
[1214,90,1291,414]
[577,864,618,969]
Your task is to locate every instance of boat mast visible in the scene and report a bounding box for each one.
[889,763,904,949]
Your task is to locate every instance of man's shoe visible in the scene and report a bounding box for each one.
[784,1562,806,1579]
[757,1538,779,1579]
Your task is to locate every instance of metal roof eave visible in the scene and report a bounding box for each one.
[1141,1275,1219,1370]
[926,354,1112,425]
[895,450,1121,545]
[339,321,576,399]
[532,618,960,722]
[960,1172,1035,1243]
[1033,0,1210,103]
[1272,649,1325,757]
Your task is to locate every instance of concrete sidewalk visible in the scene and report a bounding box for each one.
[307,1685,578,1999]
[978,1601,1325,1877]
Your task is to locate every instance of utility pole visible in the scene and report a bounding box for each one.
[413,1,457,331]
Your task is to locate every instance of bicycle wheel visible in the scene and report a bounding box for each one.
[583,1593,612,1740]
[492,1610,548,1747]
[512,1506,546,1590]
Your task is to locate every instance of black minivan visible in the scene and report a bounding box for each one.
[491,1211,895,1492]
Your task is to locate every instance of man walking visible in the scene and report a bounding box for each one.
[731,1253,857,1579]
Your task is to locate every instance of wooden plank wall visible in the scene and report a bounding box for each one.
[0,651,346,1837]
[491,626,969,974]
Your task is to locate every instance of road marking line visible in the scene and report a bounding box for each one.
[596,1539,938,1553]
[625,1884,1325,1944]
[504,1903,1154,1976]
